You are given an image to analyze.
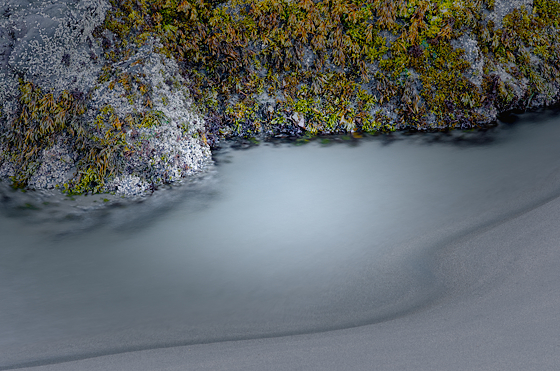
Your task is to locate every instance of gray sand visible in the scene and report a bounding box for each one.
[1,111,560,370]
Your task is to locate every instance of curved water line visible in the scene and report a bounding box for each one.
[1,110,560,370]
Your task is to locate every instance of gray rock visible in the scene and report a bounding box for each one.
[0,1,211,196]
[2,0,108,94]
[27,142,76,190]
[488,0,533,28]
[88,39,211,196]
[452,34,484,87]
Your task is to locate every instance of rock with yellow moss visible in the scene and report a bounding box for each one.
[1,0,559,195]
[0,0,211,195]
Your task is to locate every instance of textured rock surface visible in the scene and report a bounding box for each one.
[0,0,558,195]
[92,40,211,195]
[488,0,533,27]
[0,0,211,196]
[0,0,108,188]
[452,34,484,87]
[0,0,108,111]
[26,141,76,189]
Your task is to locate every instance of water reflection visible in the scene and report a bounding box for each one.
[1,108,560,369]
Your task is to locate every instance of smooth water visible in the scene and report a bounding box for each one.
[1,109,560,368]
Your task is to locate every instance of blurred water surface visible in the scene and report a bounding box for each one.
[1,109,560,369]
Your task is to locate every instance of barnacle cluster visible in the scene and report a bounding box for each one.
[71,42,211,195]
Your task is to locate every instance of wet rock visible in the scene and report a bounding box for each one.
[88,39,211,195]
[0,0,558,195]
[452,34,484,87]
[1,0,108,98]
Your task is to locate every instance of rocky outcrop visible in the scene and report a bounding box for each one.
[0,0,108,116]
[89,40,211,195]
[1,0,559,195]
[487,0,533,27]
[0,0,211,195]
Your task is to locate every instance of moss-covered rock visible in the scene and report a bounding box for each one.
[0,0,211,195]
[101,0,559,138]
[1,0,559,195]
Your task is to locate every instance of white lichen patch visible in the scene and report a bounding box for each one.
[488,0,533,28]
[452,34,484,87]
[27,143,76,190]
[106,175,149,196]
[90,39,211,196]
[1,0,109,99]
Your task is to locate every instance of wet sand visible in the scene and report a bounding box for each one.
[1,109,560,370]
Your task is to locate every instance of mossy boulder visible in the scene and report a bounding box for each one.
[1,0,559,195]
[0,0,211,195]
